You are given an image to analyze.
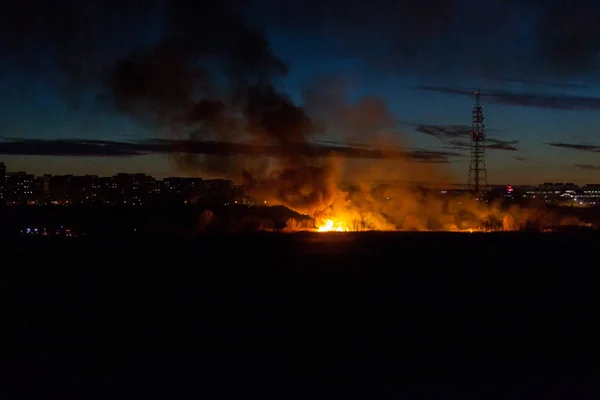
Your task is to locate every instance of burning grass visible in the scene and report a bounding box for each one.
[282,193,594,233]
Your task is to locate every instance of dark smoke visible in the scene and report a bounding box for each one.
[3,1,600,83]
[0,1,338,216]
[98,1,422,217]
[100,1,349,216]
[1,0,597,224]
[45,1,416,220]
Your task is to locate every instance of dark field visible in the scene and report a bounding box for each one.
[2,232,600,398]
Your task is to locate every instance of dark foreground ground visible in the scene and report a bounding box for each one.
[1,231,600,399]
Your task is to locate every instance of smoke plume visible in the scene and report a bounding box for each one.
[0,0,592,231]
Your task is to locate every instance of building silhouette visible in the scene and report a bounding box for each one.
[0,162,250,206]
[0,162,5,203]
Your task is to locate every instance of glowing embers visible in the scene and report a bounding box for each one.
[445,227,488,233]
[316,219,349,232]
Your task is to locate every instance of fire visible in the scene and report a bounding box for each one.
[282,190,593,233]
[316,219,348,232]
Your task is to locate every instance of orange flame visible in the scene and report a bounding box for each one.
[316,219,348,232]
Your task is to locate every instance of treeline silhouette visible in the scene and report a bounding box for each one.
[0,199,310,237]
[1,199,598,237]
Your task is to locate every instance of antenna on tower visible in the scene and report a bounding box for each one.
[467,88,488,194]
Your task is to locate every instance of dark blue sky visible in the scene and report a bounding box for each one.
[1,0,599,184]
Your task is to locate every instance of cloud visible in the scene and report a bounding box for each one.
[484,77,590,89]
[414,86,600,111]
[444,138,519,151]
[486,139,519,151]
[313,139,462,163]
[443,139,469,150]
[547,142,600,152]
[413,124,470,139]
[575,163,600,171]
[0,139,143,157]
[408,122,519,152]
[414,86,480,97]
[407,150,459,164]
[513,156,526,162]
[314,140,371,149]
[0,138,459,163]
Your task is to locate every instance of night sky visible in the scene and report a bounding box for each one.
[1,0,600,184]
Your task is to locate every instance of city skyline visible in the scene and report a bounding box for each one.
[0,160,243,207]
[0,160,600,189]
[2,159,599,213]
[1,1,600,184]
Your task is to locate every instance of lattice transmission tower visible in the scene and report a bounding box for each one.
[467,89,487,193]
